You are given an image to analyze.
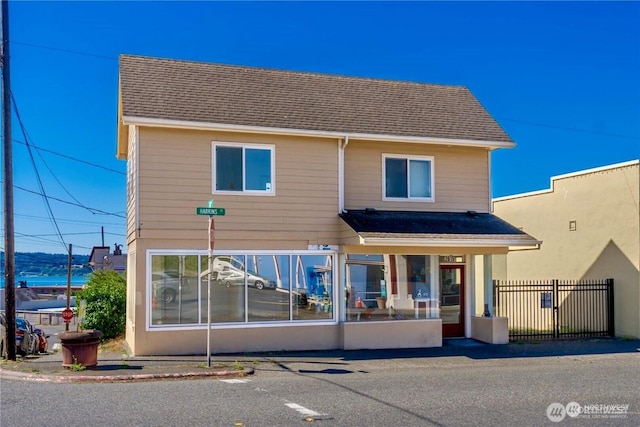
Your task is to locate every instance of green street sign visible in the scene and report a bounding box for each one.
[196,207,226,216]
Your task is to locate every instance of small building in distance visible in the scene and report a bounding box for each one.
[89,244,127,273]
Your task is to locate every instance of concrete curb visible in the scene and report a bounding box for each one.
[0,367,254,383]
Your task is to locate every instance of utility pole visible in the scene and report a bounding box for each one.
[65,244,72,331]
[1,0,16,361]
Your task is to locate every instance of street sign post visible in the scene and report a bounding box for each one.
[197,200,227,368]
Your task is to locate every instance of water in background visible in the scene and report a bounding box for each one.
[0,275,89,288]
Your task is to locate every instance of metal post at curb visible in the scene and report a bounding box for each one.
[207,199,215,368]
[207,217,213,368]
[196,199,225,368]
[207,213,213,368]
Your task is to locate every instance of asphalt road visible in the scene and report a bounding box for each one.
[2,341,638,426]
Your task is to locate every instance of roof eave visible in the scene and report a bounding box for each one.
[122,115,515,150]
[358,236,541,250]
[116,79,128,160]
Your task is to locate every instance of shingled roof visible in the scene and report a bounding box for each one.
[119,54,513,144]
[339,210,541,248]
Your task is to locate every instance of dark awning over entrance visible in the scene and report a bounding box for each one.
[339,209,541,249]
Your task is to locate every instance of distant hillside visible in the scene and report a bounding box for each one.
[0,252,92,277]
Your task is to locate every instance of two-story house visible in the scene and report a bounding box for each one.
[116,54,540,356]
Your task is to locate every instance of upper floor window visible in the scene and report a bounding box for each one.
[383,154,434,201]
[212,142,274,194]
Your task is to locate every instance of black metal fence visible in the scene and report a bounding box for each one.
[494,279,614,340]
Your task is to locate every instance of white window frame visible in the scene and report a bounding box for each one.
[382,153,435,202]
[212,141,275,195]
[146,249,338,331]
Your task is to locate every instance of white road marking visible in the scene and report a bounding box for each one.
[219,379,251,383]
[285,402,325,417]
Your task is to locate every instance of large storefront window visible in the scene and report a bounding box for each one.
[292,255,334,321]
[205,254,246,323]
[149,251,335,327]
[246,255,290,322]
[345,254,440,322]
[150,255,200,325]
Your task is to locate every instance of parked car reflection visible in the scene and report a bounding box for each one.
[217,269,274,290]
[152,271,193,304]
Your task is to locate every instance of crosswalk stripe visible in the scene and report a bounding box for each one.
[285,402,325,417]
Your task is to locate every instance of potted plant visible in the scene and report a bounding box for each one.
[59,329,103,368]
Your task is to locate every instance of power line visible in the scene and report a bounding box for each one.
[10,40,117,61]
[6,182,126,218]
[12,231,125,238]
[13,232,75,247]
[9,94,125,217]
[12,41,640,142]
[5,233,112,253]
[4,239,94,252]
[11,91,68,253]
[498,117,640,141]
[15,213,124,227]
[34,143,95,214]
[0,232,90,251]
[9,231,99,249]
[13,138,125,175]
[4,92,126,220]
[7,231,98,248]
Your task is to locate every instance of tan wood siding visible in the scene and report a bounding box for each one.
[135,128,340,249]
[344,141,490,212]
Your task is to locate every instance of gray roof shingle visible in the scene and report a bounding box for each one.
[119,54,513,143]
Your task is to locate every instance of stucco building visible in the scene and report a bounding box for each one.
[492,160,640,338]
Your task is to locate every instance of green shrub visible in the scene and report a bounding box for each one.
[75,271,126,340]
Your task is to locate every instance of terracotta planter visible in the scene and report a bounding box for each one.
[59,330,103,368]
[376,297,386,309]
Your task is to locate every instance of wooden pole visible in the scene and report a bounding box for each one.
[2,0,16,360]
[66,244,72,331]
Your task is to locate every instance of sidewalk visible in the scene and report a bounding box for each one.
[2,332,638,383]
[1,318,255,382]
[0,349,255,383]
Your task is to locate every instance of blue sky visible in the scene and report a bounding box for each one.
[4,1,639,255]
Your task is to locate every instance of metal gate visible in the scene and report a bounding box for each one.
[494,279,614,340]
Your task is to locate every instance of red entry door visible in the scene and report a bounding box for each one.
[440,265,465,337]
